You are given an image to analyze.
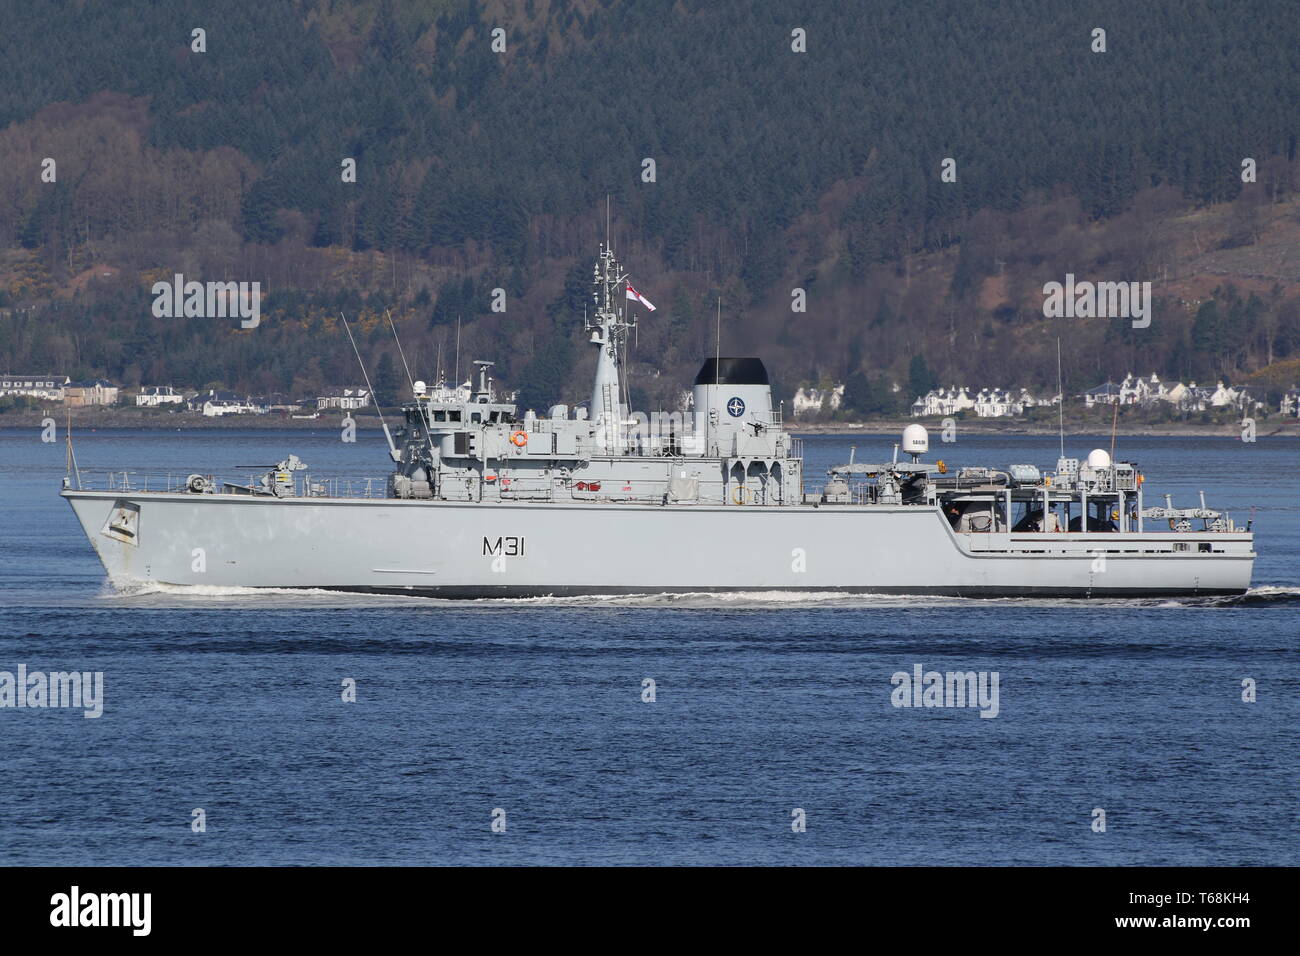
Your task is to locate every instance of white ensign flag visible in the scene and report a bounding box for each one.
[625,282,656,311]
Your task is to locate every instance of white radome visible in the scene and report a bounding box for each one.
[902,424,929,455]
[413,380,427,396]
[1086,448,1112,469]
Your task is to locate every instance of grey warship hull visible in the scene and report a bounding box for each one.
[63,490,1254,598]
[60,242,1257,598]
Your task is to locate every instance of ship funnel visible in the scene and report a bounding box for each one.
[692,357,772,451]
[693,358,771,420]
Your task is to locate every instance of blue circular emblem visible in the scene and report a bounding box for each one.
[726,396,746,417]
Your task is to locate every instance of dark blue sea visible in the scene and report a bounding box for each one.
[1,425,1297,865]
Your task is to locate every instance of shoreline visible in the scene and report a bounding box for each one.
[788,419,1300,438]
[1,409,1295,438]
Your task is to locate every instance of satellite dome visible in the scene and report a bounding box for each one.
[413,380,426,395]
[902,424,929,455]
[1086,448,1112,469]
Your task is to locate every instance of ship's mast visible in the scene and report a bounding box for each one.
[589,242,632,453]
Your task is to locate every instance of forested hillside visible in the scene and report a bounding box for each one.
[1,0,1299,412]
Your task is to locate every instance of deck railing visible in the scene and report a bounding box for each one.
[81,471,390,499]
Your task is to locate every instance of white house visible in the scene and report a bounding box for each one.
[973,387,1019,417]
[912,385,1054,418]
[1020,388,1059,409]
[1178,381,1261,413]
[1178,383,1211,411]
[1281,387,1300,417]
[792,384,845,417]
[1207,382,1237,408]
[1118,373,1174,406]
[206,395,257,417]
[1087,374,1262,413]
[1083,382,1122,407]
[316,387,371,411]
[187,389,258,417]
[1083,373,1184,408]
[1159,382,1189,407]
[135,385,184,407]
[910,387,976,417]
[64,379,120,407]
[0,374,69,401]
[1218,383,1263,413]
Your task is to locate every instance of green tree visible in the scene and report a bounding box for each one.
[842,371,899,417]
[907,355,937,400]
[513,324,575,411]
[373,352,401,405]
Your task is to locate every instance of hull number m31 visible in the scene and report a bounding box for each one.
[483,536,525,557]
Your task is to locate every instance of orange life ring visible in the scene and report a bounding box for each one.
[510,431,528,448]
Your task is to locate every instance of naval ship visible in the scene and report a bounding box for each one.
[63,244,1254,598]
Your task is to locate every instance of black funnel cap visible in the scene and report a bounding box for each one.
[694,357,769,386]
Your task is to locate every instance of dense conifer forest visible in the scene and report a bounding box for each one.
[1,0,1299,413]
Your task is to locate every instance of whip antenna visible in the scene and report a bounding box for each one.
[65,406,82,489]
[385,309,417,392]
[339,311,398,458]
[1056,337,1065,459]
[454,316,462,391]
[386,309,437,459]
[715,298,721,385]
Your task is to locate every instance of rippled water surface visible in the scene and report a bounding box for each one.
[1,427,1296,864]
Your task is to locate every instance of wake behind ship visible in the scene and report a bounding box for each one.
[63,244,1255,598]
